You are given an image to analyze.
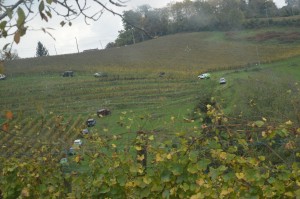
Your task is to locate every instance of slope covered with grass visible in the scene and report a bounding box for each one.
[5,27,300,75]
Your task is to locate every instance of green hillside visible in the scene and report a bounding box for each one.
[5,27,300,76]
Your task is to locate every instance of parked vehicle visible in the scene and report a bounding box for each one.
[0,74,6,80]
[62,71,74,77]
[198,73,210,79]
[86,118,96,127]
[82,129,89,135]
[94,72,108,78]
[97,109,111,117]
[74,139,83,146]
[219,77,226,84]
[68,147,76,155]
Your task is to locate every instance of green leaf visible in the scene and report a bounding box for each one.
[254,121,264,128]
[60,21,66,27]
[170,164,183,176]
[46,0,53,4]
[189,151,198,163]
[117,175,126,186]
[162,190,170,198]
[197,159,211,171]
[39,0,45,12]
[45,11,52,18]
[161,170,171,182]
[17,7,25,28]
[0,21,7,30]
[6,8,13,19]
[187,163,198,174]
[99,184,110,194]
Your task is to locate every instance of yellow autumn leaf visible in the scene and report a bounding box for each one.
[206,104,212,110]
[148,135,154,141]
[285,120,293,125]
[219,152,227,159]
[21,187,30,197]
[236,172,245,180]
[125,181,135,188]
[196,178,205,186]
[258,156,265,161]
[137,154,144,161]
[135,145,142,151]
[142,176,152,184]
[75,155,81,163]
[156,153,163,162]
[112,144,117,148]
[221,188,234,196]
[167,153,172,160]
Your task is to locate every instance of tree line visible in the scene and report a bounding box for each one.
[106,0,300,48]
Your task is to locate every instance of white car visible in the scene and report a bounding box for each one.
[94,72,108,78]
[198,73,210,79]
[219,78,226,84]
[0,74,6,80]
[74,139,83,146]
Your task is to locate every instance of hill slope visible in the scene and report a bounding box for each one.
[5,27,300,75]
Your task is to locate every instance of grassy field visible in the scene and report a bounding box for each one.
[5,27,300,75]
[1,28,300,158]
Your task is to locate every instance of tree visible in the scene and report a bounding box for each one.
[105,42,117,49]
[0,0,132,45]
[36,41,49,57]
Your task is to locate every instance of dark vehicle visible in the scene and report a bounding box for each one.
[86,118,96,127]
[62,71,74,77]
[68,147,76,156]
[97,109,111,117]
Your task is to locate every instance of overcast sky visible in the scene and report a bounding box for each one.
[0,0,286,58]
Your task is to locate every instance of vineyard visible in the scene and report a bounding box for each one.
[1,29,300,198]
[0,114,84,158]
[0,73,205,158]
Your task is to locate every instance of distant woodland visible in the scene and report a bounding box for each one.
[106,0,300,48]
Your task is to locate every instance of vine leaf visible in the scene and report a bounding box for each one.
[6,111,13,120]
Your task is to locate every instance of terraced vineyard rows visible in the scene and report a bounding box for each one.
[0,115,84,158]
[0,73,208,158]
[0,75,201,115]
